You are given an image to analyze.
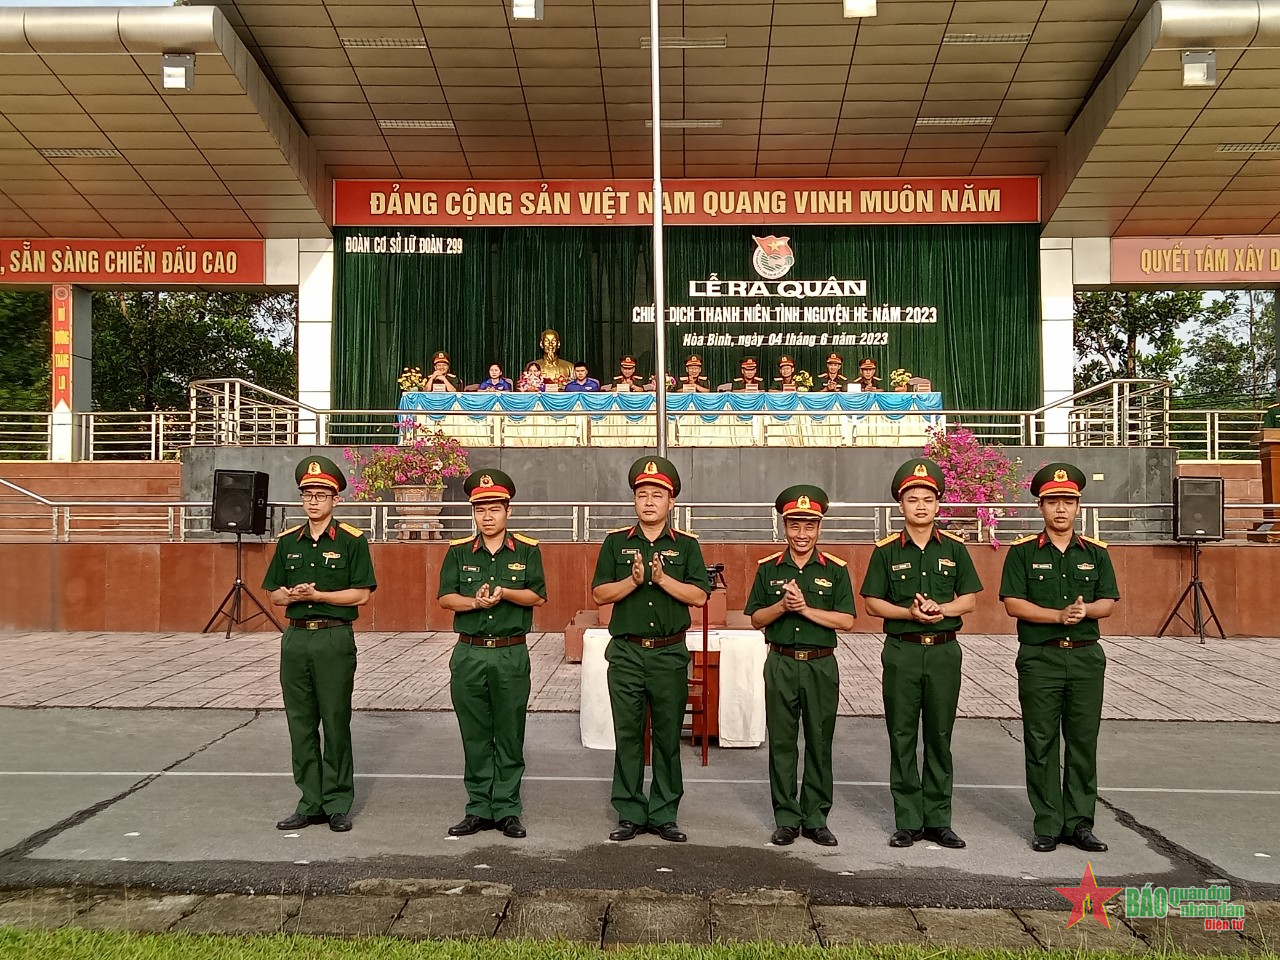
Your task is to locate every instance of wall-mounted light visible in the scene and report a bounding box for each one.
[1182,50,1216,88]
[512,0,543,20]
[161,53,195,91]
[843,0,876,17]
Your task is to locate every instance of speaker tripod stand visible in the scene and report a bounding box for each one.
[204,533,283,638]
[1156,541,1224,644]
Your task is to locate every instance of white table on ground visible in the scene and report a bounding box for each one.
[579,627,767,750]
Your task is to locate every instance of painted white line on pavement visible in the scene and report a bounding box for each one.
[1,770,1279,795]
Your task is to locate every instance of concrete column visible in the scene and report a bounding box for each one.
[297,239,334,444]
[49,284,92,462]
[1039,239,1075,444]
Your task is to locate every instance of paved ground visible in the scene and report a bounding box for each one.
[5,630,1280,720]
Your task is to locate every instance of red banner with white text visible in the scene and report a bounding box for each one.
[0,239,265,285]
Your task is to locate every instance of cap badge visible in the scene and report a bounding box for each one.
[1053,468,1068,482]
[913,463,928,478]
[306,461,322,476]
[480,474,493,487]
[644,461,658,475]
[797,495,811,510]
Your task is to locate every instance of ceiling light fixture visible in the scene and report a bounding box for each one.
[640,36,728,49]
[39,147,123,159]
[645,119,723,128]
[915,116,994,126]
[1218,142,1280,153]
[842,0,876,17]
[161,53,194,91]
[942,32,1032,44]
[512,0,543,20]
[378,119,455,129]
[1182,50,1216,87]
[340,37,428,48]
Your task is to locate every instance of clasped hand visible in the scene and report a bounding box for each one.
[909,593,945,624]
[630,552,668,587]
[287,582,318,601]
[473,583,504,609]
[1060,595,1087,625]
[781,580,807,612]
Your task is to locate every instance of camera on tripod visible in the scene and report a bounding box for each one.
[705,562,727,591]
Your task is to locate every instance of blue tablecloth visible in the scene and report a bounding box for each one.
[398,391,943,423]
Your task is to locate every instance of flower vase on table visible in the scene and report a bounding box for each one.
[391,484,444,540]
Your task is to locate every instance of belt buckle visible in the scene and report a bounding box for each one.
[795,650,809,661]
[306,621,321,631]
[485,639,496,648]
[921,634,934,646]
[642,638,654,649]
[1058,639,1071,648]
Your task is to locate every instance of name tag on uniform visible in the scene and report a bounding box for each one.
[508,563,526,570]
[621,548,640,557]
[287,553,302,560]
[1077,562,1095,571]
[814,578,833,588]
[769,579,788,587]
[462,565,480,572]
[891,562,912,572]
[1032,563,1053,570]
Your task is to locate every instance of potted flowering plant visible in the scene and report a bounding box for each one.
[397,366,426,392]
[923,425,1029,547]
[344,430,469,502]
[890,368,912,391]
[793,370,814,392]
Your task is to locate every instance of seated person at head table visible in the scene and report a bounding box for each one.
[774,355,798,391]
[818,353,847,392]
[423,351,461,392]
[517,362,545,392]
[728,356,765,391]
[610,355,647,392]
[854,357,881,392]
[678,355,710,392]
[563,362,601,392]
[477,362,514,392]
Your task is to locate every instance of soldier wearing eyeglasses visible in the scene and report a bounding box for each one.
[263,455,377,833]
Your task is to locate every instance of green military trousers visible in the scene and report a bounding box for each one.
[279,623,357,815]
[1015,642,1106,837]
[605,636,690,827]
[764,652,839,828]
[449,640,532,820]
[880,636,963,831]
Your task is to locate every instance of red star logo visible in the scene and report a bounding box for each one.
[1054,862,1123,929]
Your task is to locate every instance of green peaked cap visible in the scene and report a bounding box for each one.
[1031,462,1086,498]
[891,458,945,500]
[775,483,828,518]
[628,456,680,496]
[295,455,346,492]
[464,468,516,503]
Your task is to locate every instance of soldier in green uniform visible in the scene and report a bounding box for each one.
[745,486,856,847]
[592,456,711,842]
[860,459,982,849]
[423,351,462,392]
[999,463,1120,854]
[263,456,377,832]
[437,469,546,839]
[1263,390,1280,428]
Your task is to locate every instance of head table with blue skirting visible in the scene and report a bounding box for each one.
[396,390,944,447]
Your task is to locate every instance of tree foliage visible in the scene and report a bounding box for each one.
[1177,291,1277,406]
[91,291,297,410]
[1072,290,1235,391]
[0,290,51,411]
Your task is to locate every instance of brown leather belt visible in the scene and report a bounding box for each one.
[620,632,686,649]
[1044,638,1098,649]
[289,618,350,630]
[769,644,835,661]
[458,634,527,649]
[896,631,957,646]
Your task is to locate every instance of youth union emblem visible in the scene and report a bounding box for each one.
[751,235,795,280]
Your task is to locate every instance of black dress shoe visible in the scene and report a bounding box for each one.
[275,813,326,830]
[651,822,687,843]
[448,814,493,837]
[802,826,839,847]
[889,828,923,848]
[328,812,353,832]
[771,826,800,846]
[609,820,645,841]
[1032,834,1059,852]
[922,826,967,849]
[1063,826,1108,852]
[498,815,527,838]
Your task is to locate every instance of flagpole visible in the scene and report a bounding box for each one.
[649,0,668,456]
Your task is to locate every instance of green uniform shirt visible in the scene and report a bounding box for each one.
[745,549,856,649]
[859,527,982,635]
[262,521,378,621]
[592,524,711,637]
[998,531,1120,645]
[437,532,547,637]
[1263,405,1280,429]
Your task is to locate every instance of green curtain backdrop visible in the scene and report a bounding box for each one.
[334,223,1040,412]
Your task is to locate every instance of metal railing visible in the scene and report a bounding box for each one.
[0,411,52,460]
